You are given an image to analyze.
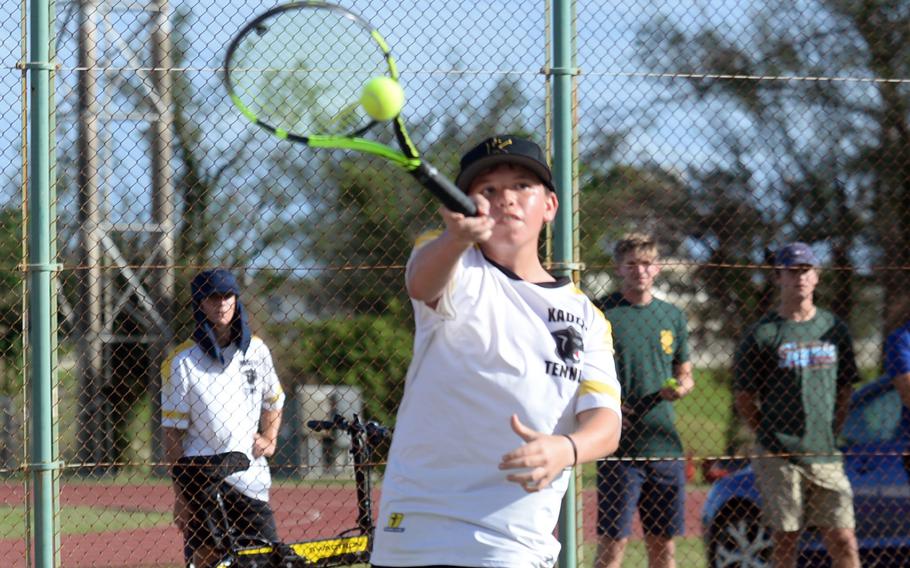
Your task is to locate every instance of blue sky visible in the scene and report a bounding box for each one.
[1,0,782,266]
[1,1,26,207]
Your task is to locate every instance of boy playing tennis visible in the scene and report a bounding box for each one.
[370,135,622,568]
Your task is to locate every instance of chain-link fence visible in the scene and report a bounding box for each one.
[4,0,910,566]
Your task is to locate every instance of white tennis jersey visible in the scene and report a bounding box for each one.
[161,336,285,502]
[371,243,622,568]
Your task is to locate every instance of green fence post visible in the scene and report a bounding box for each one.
[551,0,579,567]
[28,0,59,566]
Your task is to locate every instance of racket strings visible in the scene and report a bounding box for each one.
[327,102,369,134]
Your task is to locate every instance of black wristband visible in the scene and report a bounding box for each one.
[562,434,578,466]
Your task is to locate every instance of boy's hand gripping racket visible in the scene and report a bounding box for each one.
[223,1,477,216]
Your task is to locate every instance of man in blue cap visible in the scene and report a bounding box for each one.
[161,269,285,568]
[734,243,860,568]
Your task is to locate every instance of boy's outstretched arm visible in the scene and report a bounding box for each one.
[406,198,494,305]
[499,408,621,493]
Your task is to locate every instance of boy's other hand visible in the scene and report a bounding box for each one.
[253,433,276,458]
[499,414,574,493]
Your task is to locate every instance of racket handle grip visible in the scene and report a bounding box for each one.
[412,161,477,217]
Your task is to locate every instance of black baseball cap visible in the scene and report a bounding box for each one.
[455,135,555,193]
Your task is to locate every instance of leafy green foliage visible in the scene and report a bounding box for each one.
[274,314,413,426]
[278,75,536,317]
[0,207,22,395]
[580,158,693,269]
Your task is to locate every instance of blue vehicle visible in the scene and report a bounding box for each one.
[702,374,910,567]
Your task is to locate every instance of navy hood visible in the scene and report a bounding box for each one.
[190,269,251,364]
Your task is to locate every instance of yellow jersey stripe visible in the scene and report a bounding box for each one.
[578,380,621,401]
[160,339,196,383]
[414,229,443,248]
[593,306,615,353]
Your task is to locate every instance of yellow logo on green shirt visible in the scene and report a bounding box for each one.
[661,330,674,354]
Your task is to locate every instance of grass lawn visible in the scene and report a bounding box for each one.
[0,505,171,538]
[676,367,733,459]
[582,536,705,567]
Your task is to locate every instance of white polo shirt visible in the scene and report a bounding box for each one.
[162,336,285,502]
[371,243,622,568]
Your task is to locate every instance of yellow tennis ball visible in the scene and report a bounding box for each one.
[360,77,405,121]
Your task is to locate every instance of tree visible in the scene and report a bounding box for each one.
[275,315,414,426]
[277,75,537,318]
[632,0,909,343]
[608,0,910,459]
[579,133,773,345]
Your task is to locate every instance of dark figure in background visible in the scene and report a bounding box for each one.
[161,269,285,568]
[734,243,860,568]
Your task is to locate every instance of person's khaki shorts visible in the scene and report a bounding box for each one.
[751,453,855,532]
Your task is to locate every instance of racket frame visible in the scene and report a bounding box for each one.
[223,1,476,215]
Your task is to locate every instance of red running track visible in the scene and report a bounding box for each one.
[0,482,704,567]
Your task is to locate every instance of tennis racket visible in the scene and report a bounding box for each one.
[223,1,477,216]
[626,378,679,422]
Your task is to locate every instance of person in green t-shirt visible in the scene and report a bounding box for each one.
[594,233,694,568]
[734,242,860,568]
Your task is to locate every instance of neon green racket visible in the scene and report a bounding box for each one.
[223,1,476,216]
